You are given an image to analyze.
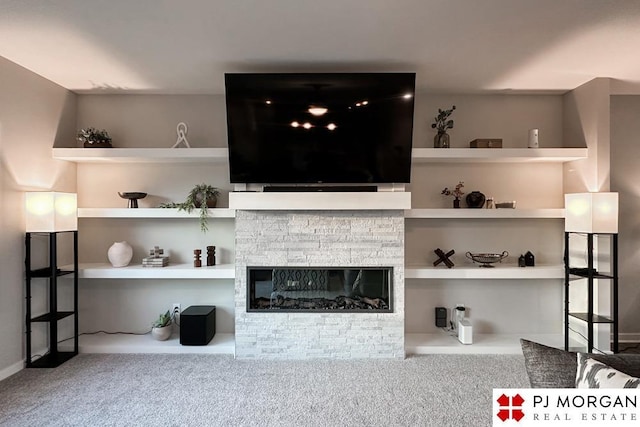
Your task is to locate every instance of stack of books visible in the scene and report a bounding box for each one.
[142,256,169,267]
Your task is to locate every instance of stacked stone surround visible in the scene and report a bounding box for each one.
[234,210,405,359]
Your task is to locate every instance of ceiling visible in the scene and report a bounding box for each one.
[2,0,640,95]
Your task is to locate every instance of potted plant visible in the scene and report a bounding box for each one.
[160,184,221,232]
[77,127,113,148]
[431,105,456,148]
[151,310,172,341]
[441,181,465,208]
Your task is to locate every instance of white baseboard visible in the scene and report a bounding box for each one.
[0,359,24,381]
[619,333,640,343]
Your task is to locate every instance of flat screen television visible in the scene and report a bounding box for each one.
[224,72,415,184]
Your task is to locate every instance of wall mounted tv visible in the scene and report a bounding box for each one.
[224,73,416,184]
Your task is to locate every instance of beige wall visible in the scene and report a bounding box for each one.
[562,78,611,193]
[0,56,76,375]
[74,95,236,335]
[611,95,640,339]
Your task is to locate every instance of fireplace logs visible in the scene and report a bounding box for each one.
[253,294,389,311]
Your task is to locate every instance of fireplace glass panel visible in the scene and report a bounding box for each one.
[247,267,392,312]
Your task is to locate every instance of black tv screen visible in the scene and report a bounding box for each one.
[224,73,415,184]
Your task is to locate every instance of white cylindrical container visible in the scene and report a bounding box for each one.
[528,128,539,148]
[107,241,133,267]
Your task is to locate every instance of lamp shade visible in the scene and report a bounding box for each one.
[564,192,618,233]
[25,192,77,232]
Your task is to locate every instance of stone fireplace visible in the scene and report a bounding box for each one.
[234,209,405,359]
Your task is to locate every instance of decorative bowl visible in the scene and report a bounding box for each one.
[118,192,147,199]
[118,192,147,208]
[465,251,509,267]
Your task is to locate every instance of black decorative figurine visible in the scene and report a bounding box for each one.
[207,246,216,266]
[433,248,455,268]
[194,249,202,268]
[524,251,535,267]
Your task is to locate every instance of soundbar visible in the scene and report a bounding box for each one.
[263,185,377,193]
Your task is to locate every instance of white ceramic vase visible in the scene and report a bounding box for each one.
[107,241,133,267]
[151,325,172,341]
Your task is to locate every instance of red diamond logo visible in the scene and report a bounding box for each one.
[496,393,525,422]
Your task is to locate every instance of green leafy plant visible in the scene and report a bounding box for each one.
[160,184,221,232]
[441,181,465,199]
[77,127,112,146]
[152,310,172,328]
[431,105,456,133]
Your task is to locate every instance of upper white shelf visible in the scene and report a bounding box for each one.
[405,264,565,279]
[77,207,562,219]
[229,191,411,210]
[52,147,229,163]
[63,263,235,279]
[405,208,564,219]
[53,147,588,164]
[78,208,236,218]
[411,148,587,163]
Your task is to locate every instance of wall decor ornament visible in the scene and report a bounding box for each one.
[107,241,133,267]
[207,245,216,266]
[171,122,191,148]
[518,254,526,267]
[433,248,455,268]
[194,249,202,267]
[524,251,535,267]
[431,105,455,148]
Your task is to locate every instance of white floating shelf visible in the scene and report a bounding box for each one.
[412,148,587,163]
[53,147,587,164]
[405,208,564,219]
[72,332,234,355]
[64,263,235,279]
[405,264,564,279]
[78,208,236,218]
[52,147,229,163]
[229,191,411,210]
[405,332,568,354]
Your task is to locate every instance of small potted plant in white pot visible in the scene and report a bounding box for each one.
[151,310,172,341]
[77,127,113,148]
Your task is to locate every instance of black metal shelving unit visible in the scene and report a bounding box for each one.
[564,232,618,353]
[25,231,79,368]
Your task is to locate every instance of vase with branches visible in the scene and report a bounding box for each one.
[431,105,456,148]
[441,181,465,208]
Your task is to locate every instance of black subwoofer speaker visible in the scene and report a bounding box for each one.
[180,305,216,346]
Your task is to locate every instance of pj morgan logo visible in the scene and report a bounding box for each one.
[496,393,525,422]
[493,389,640,426]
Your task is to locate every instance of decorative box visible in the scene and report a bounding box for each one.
[470,138,503,148]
